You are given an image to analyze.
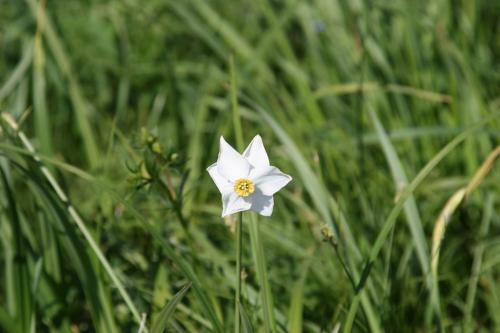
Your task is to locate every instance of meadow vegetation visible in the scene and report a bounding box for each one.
[0,0,499,332]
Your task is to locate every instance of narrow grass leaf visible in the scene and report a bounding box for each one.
[0,42,32,102]
[287,258,311,333]
[248,212,277,333]
[343,113,499,333]
[243,100,381,333]
[464,194,494,333]
[26,0,99,167]
[368,105,429,280]
[239,301,255,333]
[33,32,52,156]
[151,282,192,333]
[431,144,500,325]
[0,166,32,333]
[0,306,16,333]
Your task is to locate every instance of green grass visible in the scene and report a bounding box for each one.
[1,0,499,332]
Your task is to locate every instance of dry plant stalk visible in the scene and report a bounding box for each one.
[431,145,500,289]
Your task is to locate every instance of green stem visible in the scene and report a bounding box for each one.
[230,55,245,333]
[235,212,243,333]
[331,243,357,291]
[249,213,276,333]
[159,177,194,249]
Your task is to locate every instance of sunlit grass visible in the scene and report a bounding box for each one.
[0,0,499,332]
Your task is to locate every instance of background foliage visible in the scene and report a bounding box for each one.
[0,0,499,332]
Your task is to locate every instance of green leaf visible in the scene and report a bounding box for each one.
[239,301,254,333]
[0,165,32,333]
[368,105,430,281]
[287,258,311,333]
[0,306,16,333]
[248,212,276,333]
[151,282,192,333]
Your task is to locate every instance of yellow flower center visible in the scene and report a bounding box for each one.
[233,178,255,197]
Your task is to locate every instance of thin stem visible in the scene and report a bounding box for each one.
[249,212,277,333]
[230,56,245,333]
[160,176,188,229]
[235,212,243,333]
[159,176,195,250]
[322,226,357,291]
[332,243,357,291]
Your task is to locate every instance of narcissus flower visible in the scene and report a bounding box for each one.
[207,135,292,217]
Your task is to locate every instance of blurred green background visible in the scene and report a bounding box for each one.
[0,0,499,332]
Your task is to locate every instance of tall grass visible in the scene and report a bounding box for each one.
[0,0,499,332]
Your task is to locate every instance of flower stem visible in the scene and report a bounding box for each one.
[235,212,243,333]
[229,55,245,333]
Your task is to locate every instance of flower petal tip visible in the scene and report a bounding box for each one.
[258,210,273,217]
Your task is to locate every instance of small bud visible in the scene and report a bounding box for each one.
[140,162,151,180]
[240,268,248,280]
[152,142,162,154]
[320,224,336,246]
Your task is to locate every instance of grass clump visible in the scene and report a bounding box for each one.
[0,0,499,332]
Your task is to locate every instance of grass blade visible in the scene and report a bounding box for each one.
[33,30,52,156]
[287,258,311,333]
[1,113,138,328]
[0,306,16,333]
[0,42,32,103]
[368,105,429,280]
[242,99,381,333]
[464,194,494,332]
[431,145,500,326]
[0,166,32,333]
[248,212,276,333]
[343,113,499,332]
[151,282,192,333]
[26,0,100,167]
[239,301,255,333]
[33,183,117,332]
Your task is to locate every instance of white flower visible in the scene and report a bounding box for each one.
[207,135,292,217]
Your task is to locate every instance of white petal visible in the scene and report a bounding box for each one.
[250,166,292,196]
[242,135,270,168]
[249,193,274,216]
[222,192,252,217]
[217,136,251,181]
[207,163,233,195]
